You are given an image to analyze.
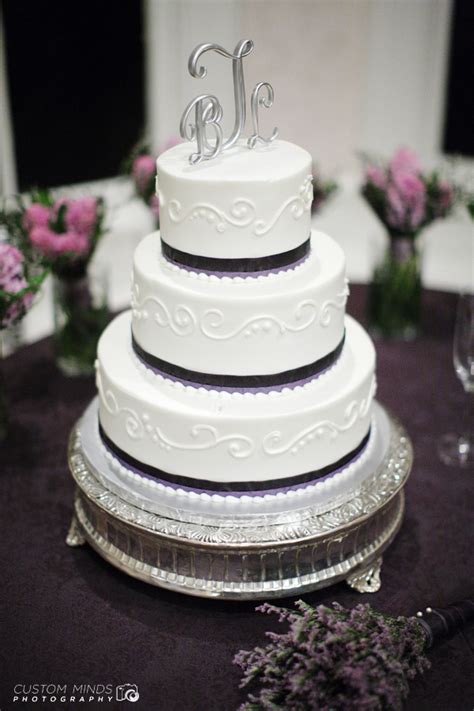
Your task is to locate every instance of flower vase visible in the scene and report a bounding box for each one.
[53,267,110,376]
[368,235,422,340]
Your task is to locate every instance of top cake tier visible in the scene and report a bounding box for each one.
[156,139,313,264]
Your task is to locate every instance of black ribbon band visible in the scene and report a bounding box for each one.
[132,332,345,390]
[161,236,311,273]
[99,423,371,493]
[417,600,474,649]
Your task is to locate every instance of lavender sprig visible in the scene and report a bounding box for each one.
[234,601,430,711]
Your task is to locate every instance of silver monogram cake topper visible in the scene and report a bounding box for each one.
[179,39,279,164]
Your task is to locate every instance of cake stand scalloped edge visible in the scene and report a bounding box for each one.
[66,404,412,600]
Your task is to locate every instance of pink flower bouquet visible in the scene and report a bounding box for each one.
[20,192,105,277]
[362,148,455,238]
[0,235,48,438]
[0,243,43,331]
[1,190,108,375]
[361,148,457,339]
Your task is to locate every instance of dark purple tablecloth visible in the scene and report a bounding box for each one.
[1,286,473,711]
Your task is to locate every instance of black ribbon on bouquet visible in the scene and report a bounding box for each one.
[99,423,371,493]
[131,332,345,390]
[416,599,474,648]
[161,236,311,273]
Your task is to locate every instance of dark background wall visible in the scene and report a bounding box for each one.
[443,0,473,157]
[3,0,145,191]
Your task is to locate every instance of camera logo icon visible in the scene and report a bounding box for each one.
[116,684,140,702]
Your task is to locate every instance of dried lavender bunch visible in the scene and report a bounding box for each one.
[234,601,430,711]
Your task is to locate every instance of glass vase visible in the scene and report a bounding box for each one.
[53,266,110,377]
[368,234,422,340]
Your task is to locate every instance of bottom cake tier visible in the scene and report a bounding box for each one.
[67,400,412,598]
[96,311,376,492]
[79,397,385,520]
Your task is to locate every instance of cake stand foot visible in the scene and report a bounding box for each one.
[346,556,382,593]
[66,513,86,547]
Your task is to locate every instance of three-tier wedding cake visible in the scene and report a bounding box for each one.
[95,137,377,502]
[68,40,410,599]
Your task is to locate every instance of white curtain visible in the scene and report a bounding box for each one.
[0,4,17,196]
[144,0,243,151]
[362,0,452,166]
[144,0,452,171]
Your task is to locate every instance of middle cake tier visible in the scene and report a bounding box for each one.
[131,230,347,387]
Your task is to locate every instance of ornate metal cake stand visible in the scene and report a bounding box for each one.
[66,401,412,600]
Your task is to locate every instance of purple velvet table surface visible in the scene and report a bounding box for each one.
[1,285,473,711]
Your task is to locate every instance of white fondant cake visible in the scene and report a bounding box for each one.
[95,138,377,496]
[157,140,312,259]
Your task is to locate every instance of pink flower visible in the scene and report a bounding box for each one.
[362,147,454,235]
[65,197,98,236]
[394,172,425,200]
[23,204,51,231]
[0,243,33,327]
[0,243,24,286]
[366,165,387,190]
[389,148,422,176]
[133,155,156,195]
[29,226,58,256]
[387,172,426,232]
[30,226,90,258]
[57,231,90,255]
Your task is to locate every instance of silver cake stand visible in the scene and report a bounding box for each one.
[66,400,412,600]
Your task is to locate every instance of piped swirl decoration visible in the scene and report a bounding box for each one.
[131,284,197,336]
[96,370,145,440]
[97,370,254,459]
[253,175,313,236]
[165,175,313,238]
[200,301,318,340]
[320,279,350,327]
[262,376,377,456]
[168,198,256,234]
[131,282,347,341]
